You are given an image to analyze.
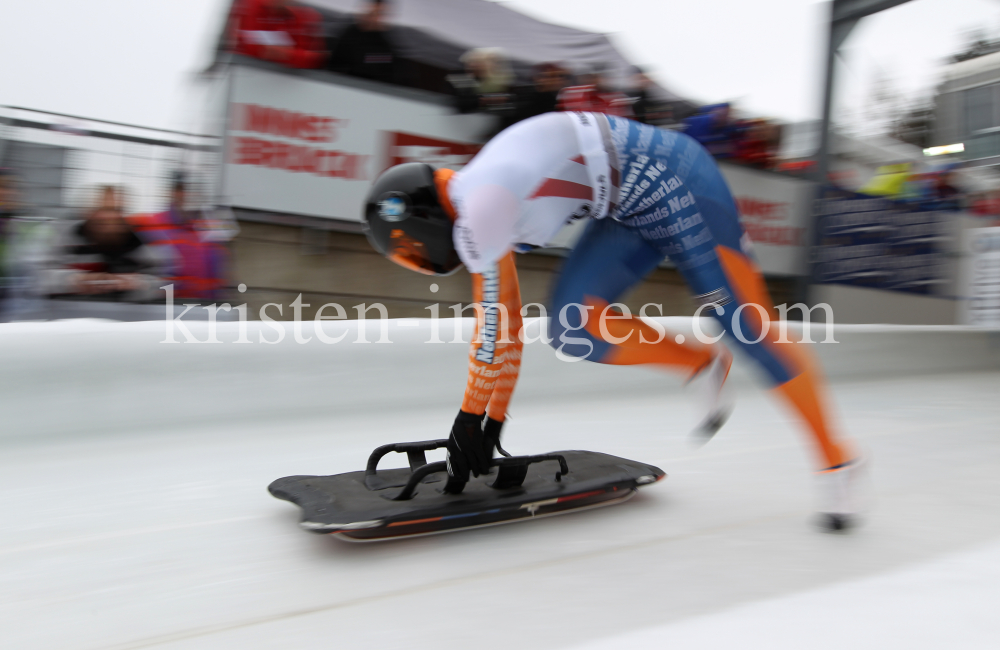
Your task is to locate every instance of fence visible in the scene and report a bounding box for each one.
[0,106,231,322]
[0,105,219,217]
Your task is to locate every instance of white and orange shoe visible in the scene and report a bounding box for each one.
[688,346,735,442]
[816,455,869,532]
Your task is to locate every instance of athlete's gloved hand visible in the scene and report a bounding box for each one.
[483,416,504,458]
[446,410,495,478]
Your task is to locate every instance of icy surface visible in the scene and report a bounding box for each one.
[1,321,998,649]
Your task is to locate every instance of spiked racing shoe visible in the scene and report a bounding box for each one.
[688,347,735,443]
[815,455,868,532]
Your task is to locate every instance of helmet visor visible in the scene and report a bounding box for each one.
[387,229,441,276]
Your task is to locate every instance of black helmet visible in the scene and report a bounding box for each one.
[362,163,462,276]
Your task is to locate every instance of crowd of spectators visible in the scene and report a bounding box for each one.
[447,54,679,140]
[445,50,786,172]
[227,0,794,171]
[0,171,229,319]
[227,0,679,126]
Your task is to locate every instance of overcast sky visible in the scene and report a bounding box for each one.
[505,0,1000,122]
[1,0,998,133]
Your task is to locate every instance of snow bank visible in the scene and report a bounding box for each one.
[1,318,997,439]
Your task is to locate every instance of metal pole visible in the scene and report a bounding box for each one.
[816,0,914,183]
[807,0,914,307]
[815,16,858,185]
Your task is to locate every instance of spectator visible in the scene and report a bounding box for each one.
[556,64,632,117]
[630,69,655,124]
[860,163,913,198]
[0,169,15,218]
[449,48,518,137]
[232,0,325,69]
[128,173,228,301]
[517,63,569,121]
[931,166,962,210]
[0,169,53,319]
[451,49,515,109]
[328,0,400,84]
[971,191,1000,218]
[1,169,20,312]
[0,169,17,266]
[37,186,167,303]
[682,103,735,158]
[628,68,676,126]
[732,118,780,169]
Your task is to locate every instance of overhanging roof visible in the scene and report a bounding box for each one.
[220,0,688,102]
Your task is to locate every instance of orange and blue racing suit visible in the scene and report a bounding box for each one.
[437,113,852,471]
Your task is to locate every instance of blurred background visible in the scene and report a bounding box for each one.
[1,0,999,324]
[2,3,1000,650]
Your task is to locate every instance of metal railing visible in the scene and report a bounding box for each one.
[1,107,227,322]
[0,106,220,217]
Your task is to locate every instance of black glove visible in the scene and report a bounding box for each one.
[446,410,499,479]
[483,416,504,457]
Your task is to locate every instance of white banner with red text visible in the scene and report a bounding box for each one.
[221,65,813,275]
[221,65,494,221]
[718,162,814,276]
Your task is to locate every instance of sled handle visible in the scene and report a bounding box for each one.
[495,454,570,477]
[366,439,450,477]
[387,453,570,501]
[386,461,450,501]
[490,454,569,489]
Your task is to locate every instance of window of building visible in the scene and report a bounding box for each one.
[965,84,998,136]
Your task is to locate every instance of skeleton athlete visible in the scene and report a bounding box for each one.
[363,112,862,530]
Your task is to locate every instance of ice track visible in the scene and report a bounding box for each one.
[1,318,999,649]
